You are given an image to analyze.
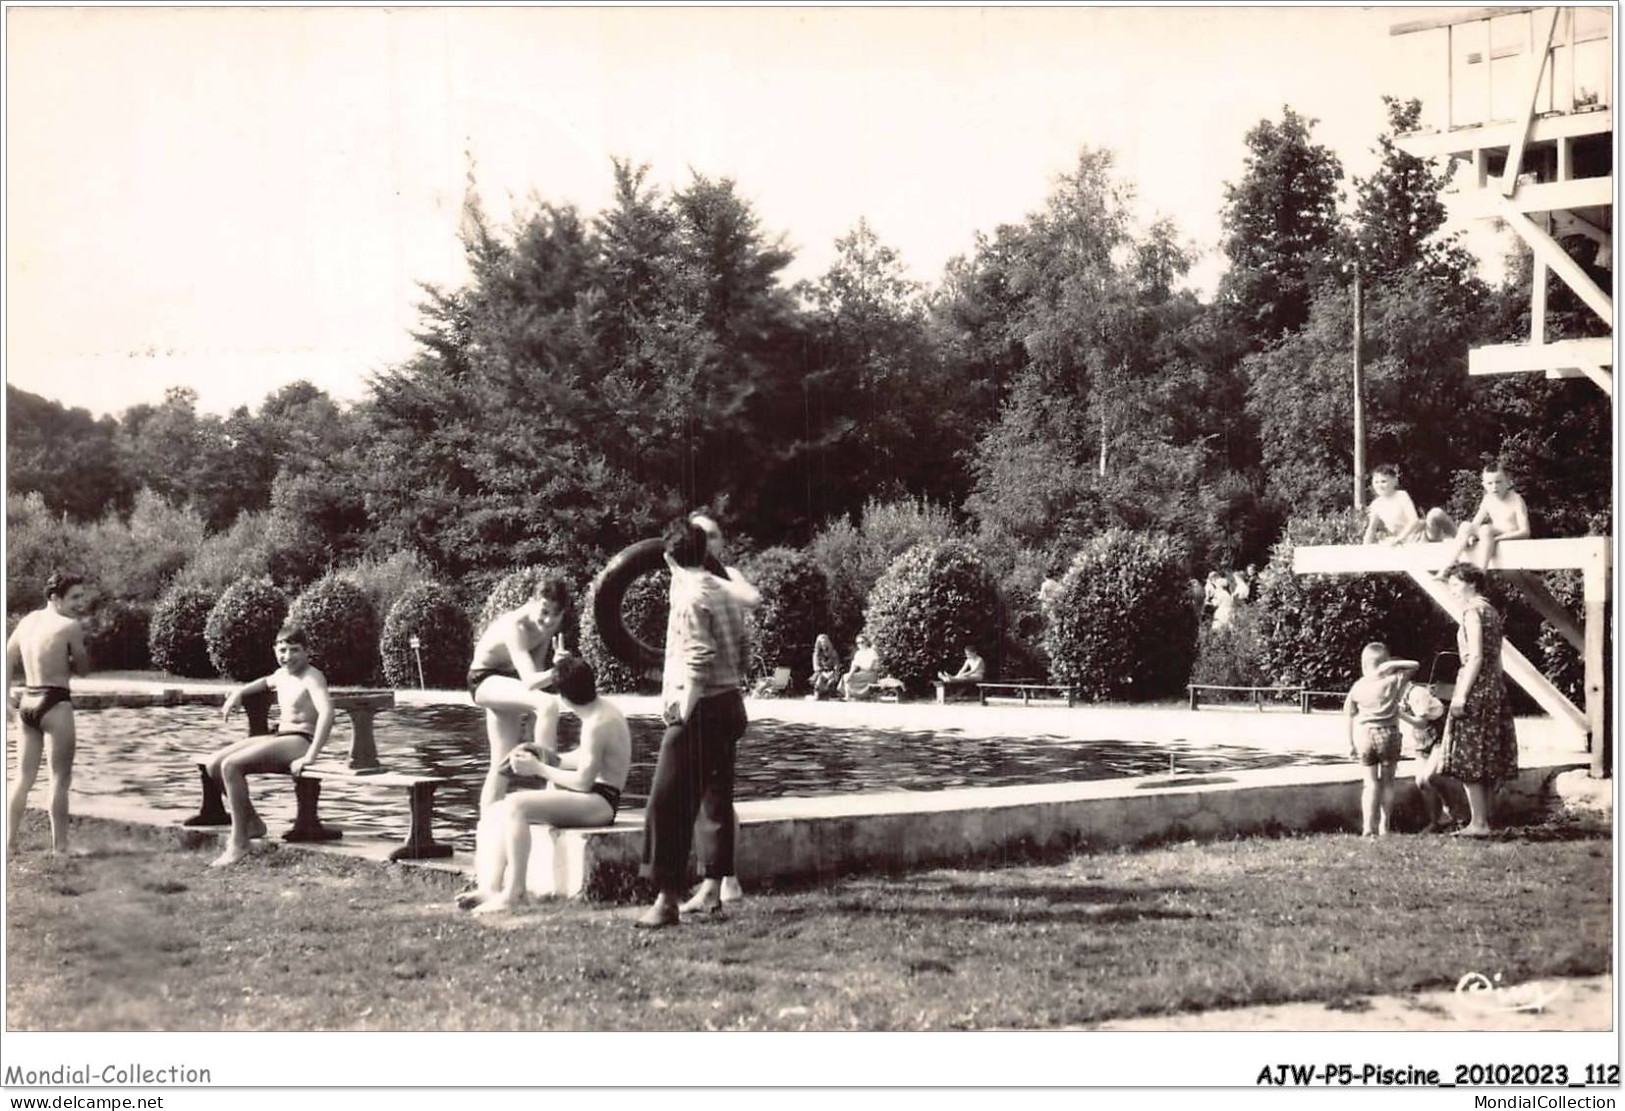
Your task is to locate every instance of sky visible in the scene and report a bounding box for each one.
[6,4,1484,418]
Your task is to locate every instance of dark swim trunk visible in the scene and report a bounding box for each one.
[590,782,623,817]
[467,667,520,702]
[17,686,71,730]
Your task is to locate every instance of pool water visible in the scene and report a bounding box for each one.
[14,705,1344,852]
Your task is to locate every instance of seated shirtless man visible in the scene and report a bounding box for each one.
[207,623,335,867]
[7,571,92,854]
[461,657,631,914]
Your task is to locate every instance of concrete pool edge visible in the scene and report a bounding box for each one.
[40,679,1598,901]
[47,754,1582,903]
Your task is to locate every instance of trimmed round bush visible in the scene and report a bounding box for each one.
[478,565,580,650]
[580,569,667,694]
[380,582,474,690]
[1252,514,1450,691]
[863,540,1001,692]
[205,578,289,681]
[83,599,151,672]
[149,585,218,678]
[1044,528,1196,702]
[740,548,831,684]
[287,574,383,686]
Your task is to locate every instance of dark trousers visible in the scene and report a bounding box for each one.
[640,689,747,890]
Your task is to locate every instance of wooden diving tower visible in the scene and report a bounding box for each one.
[1294,9,1614,776]
[1390,5,1613,395]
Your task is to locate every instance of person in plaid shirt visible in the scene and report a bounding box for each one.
[636,517,752,929]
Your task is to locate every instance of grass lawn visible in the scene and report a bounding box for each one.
[4,810,1611,1031]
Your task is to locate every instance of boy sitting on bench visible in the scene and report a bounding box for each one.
[206,623,335,868]
[461,657,631,913]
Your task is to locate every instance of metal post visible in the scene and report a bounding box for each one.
[409,634,425,690]
[1352,261,1366,514]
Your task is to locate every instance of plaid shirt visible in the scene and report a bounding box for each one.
[661,571,749,702]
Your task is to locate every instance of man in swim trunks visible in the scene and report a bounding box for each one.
[468,576,574,812]
[460,657,632,914]
[206,623,335,867]
[7,571,92,854]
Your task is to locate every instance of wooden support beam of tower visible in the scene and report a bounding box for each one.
[1455,176,1614,218]
[1498,200,1614,325]
[1504,570,1584,650]
[1498,7,1561,196]
[1469,337,1614,377]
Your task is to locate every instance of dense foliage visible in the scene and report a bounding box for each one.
[287,574,383,686]
[379,582,474,690]
[5,102,1607,708]
[808,497,958,651]
[205,579,289,681]
[149,585,219,678]
[1044,529,1197,702]
[863,540,1001,692]
[740,548,831,684]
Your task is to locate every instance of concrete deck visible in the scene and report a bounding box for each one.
[55,677,1599,901]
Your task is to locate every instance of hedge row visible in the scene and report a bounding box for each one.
[99,523,1597,704]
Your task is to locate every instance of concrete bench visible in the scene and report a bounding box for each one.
[181,687,450,861]
[187,757,452,862]
[1186,683,1302,711]
[977,682,1077,707]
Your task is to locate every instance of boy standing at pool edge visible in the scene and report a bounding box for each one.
[207,623,335,867]
[1344,642,1419,838]
[7,571,93,855]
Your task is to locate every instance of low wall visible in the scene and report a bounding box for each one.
[518,755,1584,901]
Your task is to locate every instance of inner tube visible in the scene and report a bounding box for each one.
[591,539,668,670]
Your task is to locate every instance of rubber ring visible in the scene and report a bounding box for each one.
[590,539,667,670]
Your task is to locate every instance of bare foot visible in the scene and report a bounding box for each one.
[454,889,489,912]
[719,876,744,903]
[245,817,268,840]
[210,844,251,868]
[635,902,680,929]
[1452,825,1493,838]
[472,892,523,916]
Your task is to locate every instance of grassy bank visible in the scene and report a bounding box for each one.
[4,811,1610,1031]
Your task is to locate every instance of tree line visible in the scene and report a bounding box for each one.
[8,100,1611,631]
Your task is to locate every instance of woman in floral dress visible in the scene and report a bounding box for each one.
[1437,562,1519,835]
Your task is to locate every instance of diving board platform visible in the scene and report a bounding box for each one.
[1293,538,1611,776]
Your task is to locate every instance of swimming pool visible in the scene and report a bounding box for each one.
[16,704,1345,851]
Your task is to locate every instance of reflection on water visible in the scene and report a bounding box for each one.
[11,705,1343,852]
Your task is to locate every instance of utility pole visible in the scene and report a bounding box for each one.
[1352,259,1366,514]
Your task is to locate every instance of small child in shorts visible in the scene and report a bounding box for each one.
[1344,643,1420,837]
[1401,681,1454,831]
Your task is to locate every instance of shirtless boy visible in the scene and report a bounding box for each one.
[1439,461,1531,572]
[468,576,573,812]
[460,657,631,914]
[6,571,92,854]
[207,623,335,867]
[1362,465,1425,544]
